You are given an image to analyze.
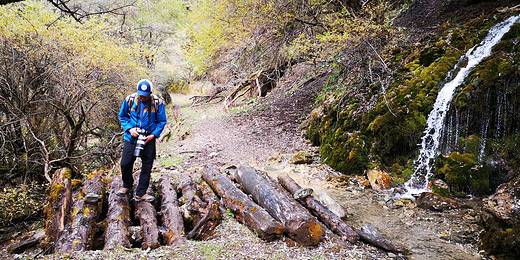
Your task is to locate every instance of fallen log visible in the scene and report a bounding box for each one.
[201,167,285,241]
[353,226,409,254]
[178,178,207,229]
[104,175,131,250]
[157,174,186,245]
[277,174,359,244]
[55,170,106,252]
[277,174,407,253]
[7,230,45,254]
[133,173,160,250]
[224,80,253,109]
[198,179,219,204]
[236,166,324,246]
[43,168,73,252]
[185,180,223,240]
[186,198,221,240]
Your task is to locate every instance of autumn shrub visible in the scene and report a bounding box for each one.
[0,183,47,226]
[0,1,149,181]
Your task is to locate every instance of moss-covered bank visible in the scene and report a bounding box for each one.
[306,12,520,196]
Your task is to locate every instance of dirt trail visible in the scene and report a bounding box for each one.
[161,63,323,169]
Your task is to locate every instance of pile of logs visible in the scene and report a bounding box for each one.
[33,166,408,254]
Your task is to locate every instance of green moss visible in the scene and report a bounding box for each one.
[431,183,450,198]
[62,168,72,179]
[434,152,491,196]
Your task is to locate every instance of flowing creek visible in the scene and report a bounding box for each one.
[260,158,483,260]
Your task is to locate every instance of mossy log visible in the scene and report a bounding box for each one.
[186,180,222,240]
[201,167,285,241]
[236,166,324,246]
[133,173,160,250]
[157,174,186,245]
[277,174,359,244]
[55,170,106,252]
[104,175,131,250]
[43,168,73,252]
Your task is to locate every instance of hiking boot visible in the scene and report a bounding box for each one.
[116,187,130,197]
[135,194,155,202]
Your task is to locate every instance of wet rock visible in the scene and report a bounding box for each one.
[416,192,458,211]
[361,223,382,239]
[349,176,371,189]
[480,175,520,258]
[386,198,415,209]
[317,192,347,219]
[289,151,313,164]
[366,169,392,190]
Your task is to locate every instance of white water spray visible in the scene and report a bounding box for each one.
[403,14,520,196]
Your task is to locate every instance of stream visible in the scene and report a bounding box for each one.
[259,157,483,260]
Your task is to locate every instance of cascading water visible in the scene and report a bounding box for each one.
[403,14,520,196]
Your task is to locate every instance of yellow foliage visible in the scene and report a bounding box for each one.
[185,0,398,79]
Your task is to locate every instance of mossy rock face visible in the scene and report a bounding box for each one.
[319,131,369,175]
[435,152,492,196]
[431,179,450,197]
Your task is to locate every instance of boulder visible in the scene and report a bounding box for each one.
[366,168,392,190]
[289,151,313,164]
[416,192,458,211]
[317,192,347,220]
[480,175,520,258]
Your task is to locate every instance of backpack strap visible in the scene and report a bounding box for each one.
[151,94,162,122]
[125,93,139,113]
[126,93,162,121]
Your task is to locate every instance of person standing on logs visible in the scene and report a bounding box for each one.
[117,79,167,202]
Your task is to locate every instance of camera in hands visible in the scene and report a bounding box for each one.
[133,128,148,157]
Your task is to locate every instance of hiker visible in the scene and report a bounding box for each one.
[117,79,167,202]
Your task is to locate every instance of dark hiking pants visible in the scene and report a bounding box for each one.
[120,139,156,197]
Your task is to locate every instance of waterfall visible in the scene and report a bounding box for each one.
[403,14,520,195]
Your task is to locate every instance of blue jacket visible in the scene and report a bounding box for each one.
[118,93,167,143]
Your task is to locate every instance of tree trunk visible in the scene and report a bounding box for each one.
[43,168,73,252]
[201,167,285,241]
[277,174,359,244]
[104,175,131,250]
[157,174,186,245]
[133,173,160,250]
[235,166,324,246]
[55,170,106,252]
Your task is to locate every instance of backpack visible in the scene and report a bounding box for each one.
[125,93,162,121]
